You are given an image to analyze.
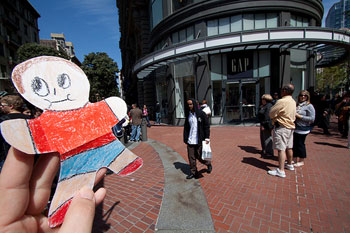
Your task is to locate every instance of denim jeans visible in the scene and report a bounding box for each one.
[156,112,161,124]
[130,125,141,141]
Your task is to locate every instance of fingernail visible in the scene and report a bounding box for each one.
[79,186,94,200]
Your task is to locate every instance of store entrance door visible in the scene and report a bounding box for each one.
[225,81,257,123]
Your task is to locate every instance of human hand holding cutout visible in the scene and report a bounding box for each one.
[0,147,106,233]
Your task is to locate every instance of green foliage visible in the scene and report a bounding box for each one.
[81,52,120,102]
[17,43,70,63]
[316,62,348,93]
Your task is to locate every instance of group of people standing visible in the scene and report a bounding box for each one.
[258,84,316,178]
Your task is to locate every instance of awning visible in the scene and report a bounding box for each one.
[133,27,350,79]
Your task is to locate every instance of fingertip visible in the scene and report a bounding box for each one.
[59,186,96,233]
[94,188,106,205]
[78,186,95,201]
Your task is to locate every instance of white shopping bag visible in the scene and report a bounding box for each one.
[202,141,212,161]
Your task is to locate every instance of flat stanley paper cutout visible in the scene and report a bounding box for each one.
[0,56,143,228]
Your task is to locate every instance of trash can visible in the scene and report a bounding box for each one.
[141,117,148,141]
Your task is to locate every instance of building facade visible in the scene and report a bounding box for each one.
[40,33,81,65]
[0,0,40,93]
[326,0,350,29]
[117,0,350,125]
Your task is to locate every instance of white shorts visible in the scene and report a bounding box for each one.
[273,126,294,151]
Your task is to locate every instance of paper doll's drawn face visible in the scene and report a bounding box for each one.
[12,56,90,111]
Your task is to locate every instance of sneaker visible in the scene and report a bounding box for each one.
[285,164,294,171]
[268,168,286,178]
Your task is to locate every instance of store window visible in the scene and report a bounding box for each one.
[174,59,195,118]
[210,54,223,116]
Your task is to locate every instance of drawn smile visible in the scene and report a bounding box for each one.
[44,94,74,108]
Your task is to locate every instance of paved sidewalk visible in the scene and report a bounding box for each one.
[93,122,350,233]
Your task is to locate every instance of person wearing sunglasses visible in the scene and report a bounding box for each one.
[293,90,315,167]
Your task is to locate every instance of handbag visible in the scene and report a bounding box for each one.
[202,141,212,161]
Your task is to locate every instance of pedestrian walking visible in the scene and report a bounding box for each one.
[183,98,212,179]
[200,99,211,117]
[129,104,143,142]
[268,84,296,178]
[257,94,274,157]
[293,90,315,167]
[155,101,161,125]
[143,105,151,127]
[335,92,350,138]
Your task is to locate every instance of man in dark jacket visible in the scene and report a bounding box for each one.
[0,95,32,172]
[183,98,212,179]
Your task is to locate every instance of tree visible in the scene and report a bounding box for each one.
[316,62,348,94]
[17,43,69,63]
[81,52,120,102]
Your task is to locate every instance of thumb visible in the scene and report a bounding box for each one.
[59,186,96,233]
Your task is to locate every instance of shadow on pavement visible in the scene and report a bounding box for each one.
[238,145,261,154]
[92,178,120,233]
[241,157,278,171]
[314,141,348,148]
[173,161,208,178]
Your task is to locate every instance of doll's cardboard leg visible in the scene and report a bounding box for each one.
[108,148,143,176]
[48,172,96,227]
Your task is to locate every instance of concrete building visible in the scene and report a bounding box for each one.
[0,0,40,92]
[326,0,350,29]
[40,33,81,66]
[117,0,350,125]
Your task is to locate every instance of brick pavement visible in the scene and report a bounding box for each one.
[93,142,164,233]
[94,120,350,233]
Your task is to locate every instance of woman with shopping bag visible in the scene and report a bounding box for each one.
[183,98,212,179]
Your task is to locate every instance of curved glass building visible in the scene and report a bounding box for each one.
[117,0,350,125]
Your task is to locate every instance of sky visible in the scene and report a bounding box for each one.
[29,0,122,68]
[29,0,338,70]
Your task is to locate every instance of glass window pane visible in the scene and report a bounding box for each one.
[231,15,242,32]
[243,14,254,31]
[172,31,179,44]
[266,13,278,28]
[296,16,303,27]
[151,0,163,29]
[207,19,218,36]
[290,15,296,27]
[210,54,222,80]
[255,13,265,29]
[302,17,309,26]
[212,80,222,116]
[186,26,194,41]
[219,17,230,34]
[259,50,270,77]
[179,28,186,43]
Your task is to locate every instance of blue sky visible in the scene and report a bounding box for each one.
[30,0,122,68]
[29,0,338,70]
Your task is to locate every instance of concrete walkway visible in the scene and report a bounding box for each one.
[147,139,215,232]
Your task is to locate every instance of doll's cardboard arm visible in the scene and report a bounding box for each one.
[1,119,37,154]
[104,97,128,122]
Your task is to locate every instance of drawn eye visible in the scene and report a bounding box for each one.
[32,77,49,97]
[57,73,71,89]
